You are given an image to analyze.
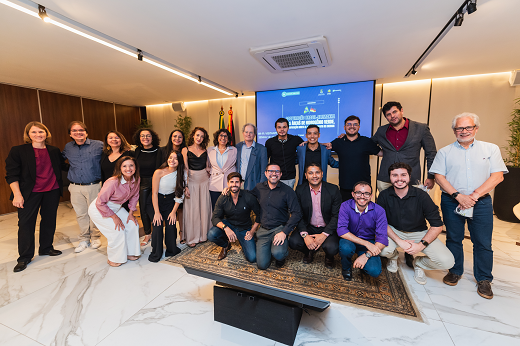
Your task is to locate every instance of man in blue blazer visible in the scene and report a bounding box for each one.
[236,123,268,190]
[297,125,339,185]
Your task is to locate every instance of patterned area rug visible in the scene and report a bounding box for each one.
[165,242,418,318]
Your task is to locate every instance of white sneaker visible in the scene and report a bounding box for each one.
[413,258,427,285]
[75,241,90,253]
[387,259,398,273]
[91,239,102,249]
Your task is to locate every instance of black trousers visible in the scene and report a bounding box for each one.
[210,190,221,210]
[139,177,153,235]
[17,189,61,262]
[288,225,339,258]
[148,193,181,262]
[340,188,353,202]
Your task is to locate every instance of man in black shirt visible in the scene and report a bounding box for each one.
[208,172,261,262]
[265,118,304,188]
[251,163,302,269]
[328,116,381,202]
[378,162,454,285]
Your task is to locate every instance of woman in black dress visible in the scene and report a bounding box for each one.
[100,130,133,184]
[133,128,162,246]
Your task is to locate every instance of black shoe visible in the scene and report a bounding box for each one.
[218,243,232,260]
[275,259,286,268]
[405,253,414,268]
[302,251,315,264]
[14,260,31,272]
[40,249,62,256]
[324,256,334,269]
[342,267,353,281]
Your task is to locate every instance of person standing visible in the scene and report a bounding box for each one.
[88,156,141,267]
[296,125,339,185]
[236,123,268,190]
[149,150,185,262]
[181,127,212,247]
[100,131,133,184]
[372,101,437,192]
[430,113,507,299]
[62,121,104,253]
[132,128,162,247]
[6,122,65,272]
[265,118,303,188]
[207,129,237,209]
[329,116,381,201]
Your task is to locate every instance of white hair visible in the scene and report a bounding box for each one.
[242,123,257,135]
[451,112,480,129]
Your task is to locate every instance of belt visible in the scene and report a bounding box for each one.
[442,192,490,201]
[70,180,100,186]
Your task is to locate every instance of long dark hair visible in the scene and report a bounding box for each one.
[158,150,185,198]
[103,130,131,155]
[133,128,160,148]
[113,156,140,184]
[163,130,186,162]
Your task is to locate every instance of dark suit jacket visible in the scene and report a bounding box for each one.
[236,141,268,190]
[295,181,342,235]
[5,144,65,200]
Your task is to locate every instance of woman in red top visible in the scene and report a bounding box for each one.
[5,122,65,273]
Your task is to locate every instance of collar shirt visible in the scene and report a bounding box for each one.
[265,134,304,179]
[309,185,326,227]
[429,139,508,195]
[377,186,443,232]
[337,199,388,245]
[62,139,104,184]
[240,141,255,179]
[211,190,261,230]
[215,146,230,169]
[251,181,302,234]
[95,176,140,217]
[386,118,409,151]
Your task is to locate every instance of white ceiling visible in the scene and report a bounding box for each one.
[0,0,518,106]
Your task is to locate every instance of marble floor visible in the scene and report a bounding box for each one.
[0,204,519,346]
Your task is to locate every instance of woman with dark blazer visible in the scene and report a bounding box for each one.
[100,130,133,184]
[5,121,65,273]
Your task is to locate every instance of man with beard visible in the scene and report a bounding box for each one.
[337,181,388,281]
[430,113,507,299]
[208,172,261,262]
[379,162,454,285]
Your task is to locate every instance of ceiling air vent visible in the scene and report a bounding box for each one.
[250,36,331,73]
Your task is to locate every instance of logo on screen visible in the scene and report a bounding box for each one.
[304,107,317,114]
[282,91,300,97]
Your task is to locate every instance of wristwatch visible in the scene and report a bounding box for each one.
[365,252,372,259]
[301,232,308,238]
[451,191,460,199]
[420,239,430,248]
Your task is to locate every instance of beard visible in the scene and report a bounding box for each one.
[457,134,475,143]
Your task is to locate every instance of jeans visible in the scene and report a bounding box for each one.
[339,239,382,278]
[441,194,494,282]
[207,220,256,263]
[256,225,288,270]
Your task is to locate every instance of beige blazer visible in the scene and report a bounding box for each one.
[207,146,237,191]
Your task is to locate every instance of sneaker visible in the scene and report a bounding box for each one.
[413,258,427,285]
[91,239,102,249]
[477,280,493,299]
[387,259,398,273]
[75,241,90,253]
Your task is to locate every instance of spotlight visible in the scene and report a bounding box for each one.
[137,49,143,61]
[38,4,50,22]
[467,0,477,14]
[411,68,417,75]
[454,10,464,26]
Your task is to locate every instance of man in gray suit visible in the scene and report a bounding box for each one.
[372,101,437,192]
[236,123,268,190]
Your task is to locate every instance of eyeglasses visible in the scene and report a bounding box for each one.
[454,126,476,132]
[71,129,86,133]
[354,191,371,198]
[346,123,359,127]
[140,135,152,138]
[266,170,281,174]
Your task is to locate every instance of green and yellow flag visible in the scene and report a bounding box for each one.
[219,106,225,129]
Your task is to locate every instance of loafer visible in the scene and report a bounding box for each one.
[302,251,315,264]
[443,272,462,286]
[275,259,286,268]
[217,243,232,260]
[477,280,493,299]
[405,253,414,269]
[14,260,31,272]
[40,249,62,256]
[342,267,353,281]
[324,256,334,269]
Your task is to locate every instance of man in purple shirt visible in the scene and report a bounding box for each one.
[337,181,388,281]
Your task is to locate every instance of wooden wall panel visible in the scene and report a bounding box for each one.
[115,104,141,144]
[0,84,40,214]
[82,98,116,142]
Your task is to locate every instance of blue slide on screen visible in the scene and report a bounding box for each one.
[255,80,375,145]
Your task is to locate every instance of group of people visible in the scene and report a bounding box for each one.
[5,101,507,300]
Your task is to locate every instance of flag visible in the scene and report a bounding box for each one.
[227,106,236,146]
[219,106,225,129]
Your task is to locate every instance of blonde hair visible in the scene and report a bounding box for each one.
[23,121,52,144]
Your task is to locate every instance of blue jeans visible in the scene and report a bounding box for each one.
[207,220,256,263]
[441,194,494,282]
[256,225,288,270]
[339,238,382,278]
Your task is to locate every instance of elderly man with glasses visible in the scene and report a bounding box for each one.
[430,113,507,299]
